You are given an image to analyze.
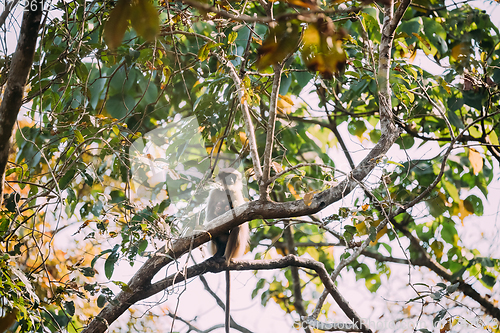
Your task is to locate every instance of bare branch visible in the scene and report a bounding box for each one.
[283,222,312,333]
[211,52,264,181]
[262,63,283,196]
[0,0,20,29]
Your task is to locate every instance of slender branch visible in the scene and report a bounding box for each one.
[283,222,312,333]
[198,275,253,333]
[392,222,500,320]
[0,0,20,29]
[211,52,263,180]
[317,86,356,170]
[269,163,343,185]
[274,241,409,265]
[262,63,283,196]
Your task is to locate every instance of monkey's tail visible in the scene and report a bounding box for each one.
[225,269,230,333]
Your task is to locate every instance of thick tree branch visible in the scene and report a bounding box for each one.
[0,0,43,206]
[148,256,370,333]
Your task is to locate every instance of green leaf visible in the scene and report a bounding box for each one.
[447,110,464,129]
[395,134,415,149]
[105,251,119,280]
[480,257,494,267]
[97,295,107,308]
[442,179,459,202]
[138,239,148,254]
[446,282,459,294]
[110,190,126,203]
[79,267,96,277]
[464,195,483,216]
[433,309,446,326]
[395,17,422,44]
[347,120,367,138]
[441,220,458,245]
[59,169,76,190]
[227,31,237,44]
[197,42,222,62]
[369,129,381,143]
[368,226,377,242]
[481,274,496,288]
[4,193,20,213]
[74,130,84,144]
[0,217,10,234]
[64,301,75,317]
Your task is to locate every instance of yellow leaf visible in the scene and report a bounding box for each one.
[451,43,469,61]
[457,199,473,225]
[130,0,160,42]
[74,130,84,144]
[279,94,294,105]
[412,32,434,55]
[409,48,417,62]
[355,220,367,235]
[303,191,315,206]
[104,0,132,50]
[370,224,388,246]
[440,77,451,94]
[430,240,444,259]
[468,148,483,174]
[285,0,318,9]
[305,247,320,261]
[288,183,300,199]
[245,168,255,179]
[238,131,248,145]
[277,96,293,114]
[207,140,224,155]
[488,130,499,146]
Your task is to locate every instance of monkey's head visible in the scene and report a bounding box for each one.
[216,168,243,192]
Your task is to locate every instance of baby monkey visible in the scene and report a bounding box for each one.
[205,168,249,333]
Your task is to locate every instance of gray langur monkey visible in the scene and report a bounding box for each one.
[205,168,249,333]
